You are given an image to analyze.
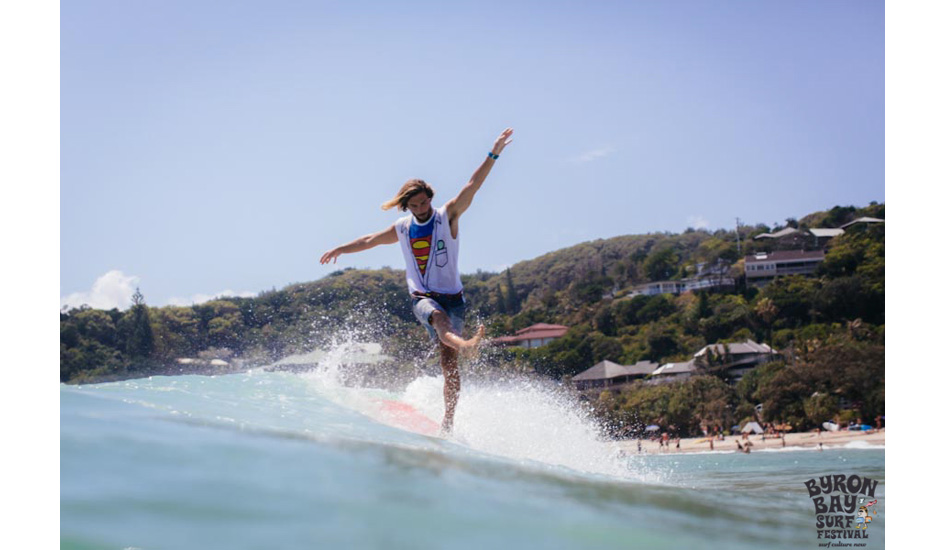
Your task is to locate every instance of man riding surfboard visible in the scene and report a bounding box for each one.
[320,127,514,434]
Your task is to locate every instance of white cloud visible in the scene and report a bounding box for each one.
[166,290,257,307]
[687,215,710,229]
[569,146,616,164]
[61,270,140,311]
[61,271,258,310]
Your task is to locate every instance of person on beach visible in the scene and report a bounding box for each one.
[320,128,514,434]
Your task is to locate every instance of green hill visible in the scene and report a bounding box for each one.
[61,202,884,435]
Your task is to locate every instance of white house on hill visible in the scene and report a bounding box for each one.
[693,340,774,383]
[744,250,825,286]
[649,360,697,384]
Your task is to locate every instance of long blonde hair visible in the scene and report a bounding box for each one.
[381,179,435,211]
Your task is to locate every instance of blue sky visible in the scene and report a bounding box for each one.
[60,0,884,309]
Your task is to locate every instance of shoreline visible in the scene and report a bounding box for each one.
[614,428,885,455]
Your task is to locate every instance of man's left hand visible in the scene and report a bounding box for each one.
[491,128,514,156]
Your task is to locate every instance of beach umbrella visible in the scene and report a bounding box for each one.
[741,422,764,434]
[645,425,660,432]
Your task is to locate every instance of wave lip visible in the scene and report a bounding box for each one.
[294,341,650,482]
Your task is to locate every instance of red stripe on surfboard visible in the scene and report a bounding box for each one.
[375,399,440,436]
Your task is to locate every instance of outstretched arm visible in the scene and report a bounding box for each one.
[320,224,398,264]
[446,128,514,223]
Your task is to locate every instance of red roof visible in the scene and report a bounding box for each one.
[492,323,569,344]
[514,323,568,335]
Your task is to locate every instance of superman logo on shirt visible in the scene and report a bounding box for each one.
[408,218,435,276]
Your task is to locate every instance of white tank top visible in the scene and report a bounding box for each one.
[395,205,463,295]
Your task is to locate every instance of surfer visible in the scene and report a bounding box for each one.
[320,128,515,434]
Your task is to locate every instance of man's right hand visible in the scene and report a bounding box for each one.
[320,248,342,264]
[319,224,398,265]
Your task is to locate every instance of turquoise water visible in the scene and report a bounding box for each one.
[61,361,884,550]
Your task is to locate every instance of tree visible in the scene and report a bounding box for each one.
[755,297,778,357]
[735,361,784,405]
[698,294,751,343]
[124,288,154,361]
[194,300,245,350]
[686,376,738,434]
[644,323,679,361]
[697,237,738,265]
[589,332,623,363]
[643,247,679,281]
[504,268,521,313]
[752,332,883,430]
[151,306,200,360]
[760,275,820,328]
[74,308,118,347]
[593,304,617,336]
[569,271,613,304]
[637,295,676,324]
[804,393,838,426]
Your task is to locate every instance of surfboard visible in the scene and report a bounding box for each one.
[373,398,441,437]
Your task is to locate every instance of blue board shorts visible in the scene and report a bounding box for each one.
[412,293,466,342]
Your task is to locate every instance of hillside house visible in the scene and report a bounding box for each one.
[576,339,774,389]
[491,323,569,349]
[572,360,659,391]
[628,281,685,297]
[692,340,774,383]
[744,250,825,286]
[808,227,845,243]
[753,227,810,249]
[648,360,697,384]
[840,217,884,230]
[628,261,735,298]
[754,227,845,250]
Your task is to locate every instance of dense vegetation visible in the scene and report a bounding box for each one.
[61,203,884,437]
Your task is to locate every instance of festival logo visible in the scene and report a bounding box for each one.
[804,474,881,547]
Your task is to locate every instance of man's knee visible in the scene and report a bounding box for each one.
[429,309,452,331]
[440,341,458,360]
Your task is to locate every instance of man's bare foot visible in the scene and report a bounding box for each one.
[458,325,485,360]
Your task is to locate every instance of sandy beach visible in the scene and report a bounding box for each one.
[615,428,884,455]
